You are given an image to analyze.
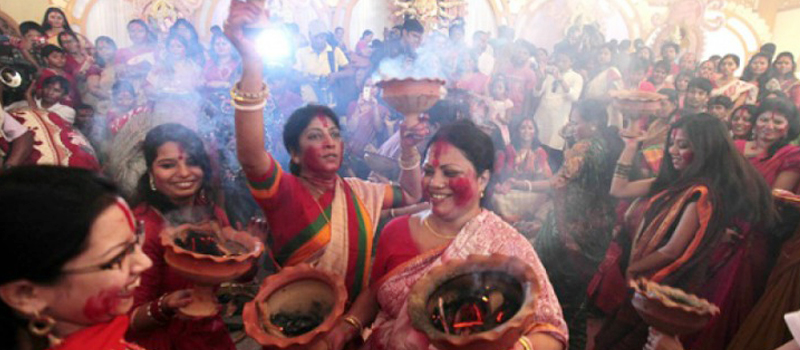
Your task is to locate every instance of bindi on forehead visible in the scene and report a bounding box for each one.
[316,115,330,128]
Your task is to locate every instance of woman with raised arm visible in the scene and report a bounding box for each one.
[595,113,775,350]
[223,0,424,300]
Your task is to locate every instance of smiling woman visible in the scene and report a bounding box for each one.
[125,123,239,350]
[0,166,152,350]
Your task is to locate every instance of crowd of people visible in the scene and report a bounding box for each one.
[2,2,800,350]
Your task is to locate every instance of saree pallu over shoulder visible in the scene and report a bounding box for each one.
[50,316,146,350]
[631,184,715,285]
[247,161,389,299]
[368,210,568,350]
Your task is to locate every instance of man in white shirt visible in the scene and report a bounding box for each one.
[5,75,75,124]
[533,51,583,171]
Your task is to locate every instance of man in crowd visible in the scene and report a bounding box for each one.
[294,20,349,105]
[682,77,713,116]
[7,75,75,124]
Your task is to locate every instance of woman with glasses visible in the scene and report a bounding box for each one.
[0,166,152,350]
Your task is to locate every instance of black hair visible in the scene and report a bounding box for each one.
[649,60,672,84]
[209,31,239,65]
[573,99,624,189]
[40,44,64,59]
[448,24,465,36]
[755,98,800,160]
[362,30,373,39]
[760,43,777,60]
[133,123,213,212]
[425,120,495,205]
[510,117,540,151]
[650,113,775,228]
[0,166,119,350]
[94,36,117,68]
[688,77,713,94]
[111,80,135,97]
[42,75,69,95]
[41,7,73,33]
[403,19,424,34]
[741,52,772,83]
[775,52,797,78]
[127,19,157,44]
[169,18,205,65]
[729,104,758,139]
[19,21,43,36]
[658,88,679,105]
[708,95,733,110]
[661,41,680,55]
[426,99,464,126]
[718,54,741,73]
[56,30,79,50]
[283,105,342,176]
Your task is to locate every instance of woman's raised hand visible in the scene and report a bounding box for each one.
[223,0,265,62]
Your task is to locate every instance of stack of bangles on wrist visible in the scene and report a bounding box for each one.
[518,335,533,350]
[230,82,270,111]
[147,294,174,325]
[343,315,364,334]
[399,149,421,170]
[614,162,632,178]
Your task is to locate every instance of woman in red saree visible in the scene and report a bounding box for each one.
[774,52,800,111]
[595,113,775,350]
[224,2,424,302]
[322,121,568,350]
[125,124,238,350]
[0,166,152,350]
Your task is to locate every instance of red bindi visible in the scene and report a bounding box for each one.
[430,141,450,168]
[317,115,329,128]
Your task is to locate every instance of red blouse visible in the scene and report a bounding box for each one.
[370,216,421,285]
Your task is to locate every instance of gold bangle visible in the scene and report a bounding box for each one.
[343,315,363,333]
[230,82,270,103]
[398,153,421,170]
[518,336,533,350]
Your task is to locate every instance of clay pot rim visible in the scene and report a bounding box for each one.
[610,90,667,102]
[376,77,447,87]
[407,253,539,347]
[160,223,264,264]
[631,278,720,317]
[242,264,348,348]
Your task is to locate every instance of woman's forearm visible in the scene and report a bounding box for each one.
[397,146,423,204]
[234,59,273,177]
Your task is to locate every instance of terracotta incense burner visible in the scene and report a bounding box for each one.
[243,264,347,350]
[407,254,539,350]
[630,278,720,336]
[377,78,445,127]
[161,221,263,318]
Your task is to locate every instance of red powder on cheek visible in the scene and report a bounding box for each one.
[82,288,123,321]
[449,175,477,207]
[682,150,694,165]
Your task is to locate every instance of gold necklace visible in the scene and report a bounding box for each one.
[303,178,332,225]
[423,217,457,239]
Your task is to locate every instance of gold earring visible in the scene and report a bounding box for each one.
[149,175,156,191]
[29,311,61,346]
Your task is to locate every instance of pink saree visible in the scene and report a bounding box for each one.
[364,210,568,350]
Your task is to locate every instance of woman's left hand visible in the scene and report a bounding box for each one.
[400,116,431,149]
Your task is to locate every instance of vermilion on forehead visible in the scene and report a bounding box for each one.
[115,198,136,231]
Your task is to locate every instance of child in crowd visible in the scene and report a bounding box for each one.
[6,75,75,124]
[708,95,734,123]
[35,44,79,107]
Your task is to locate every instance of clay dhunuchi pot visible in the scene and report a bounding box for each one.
[377,78,444,126]
[610,90,666,118]
[243,264,347,350]
[407,254,539,350]
[161,222,263,318]
[630,278,720,336]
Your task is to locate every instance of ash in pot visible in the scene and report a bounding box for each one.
[270,301,326,337]
[427,271,524,335]
[174,230,248,256]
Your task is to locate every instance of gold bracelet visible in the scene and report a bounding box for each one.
[518,335,533,350]
[343,315,364,333]
[230,82,270,103]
